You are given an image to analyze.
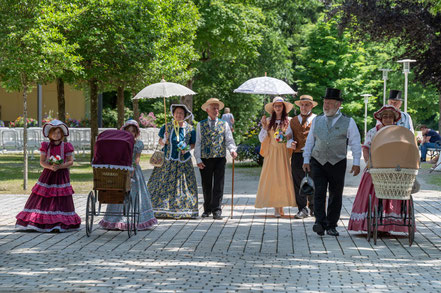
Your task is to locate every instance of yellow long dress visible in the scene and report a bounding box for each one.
[255,128,297,208]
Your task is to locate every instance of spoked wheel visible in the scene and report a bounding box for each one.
[408,196,415,246]
[373,204,378,245]
[367,193,372,242]
[126,193,134,238]
[86,191,95,237]
[133,192,139,236]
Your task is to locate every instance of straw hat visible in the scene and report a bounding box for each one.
[42,119,69,138]
[201,98,225,112]
[264,96,293,114]
[294,95,318,107]
[121,119,140,134]
[170,104,193,121]
[373,105,401,122]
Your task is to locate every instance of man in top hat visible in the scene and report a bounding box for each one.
[195,98,238,220]
[286,95,317,219]
[385,90,414,133]
[303,88,361,236]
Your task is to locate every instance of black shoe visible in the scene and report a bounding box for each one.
[201,212,211,218]
[326,228,339,236]
[313,223,324,236]
[213,211,222,220]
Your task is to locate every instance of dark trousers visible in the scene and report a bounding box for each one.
[291,152,312,211]
[310,157,347,229]
[200,157,226,213]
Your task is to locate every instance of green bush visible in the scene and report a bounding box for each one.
[102,107,134,128]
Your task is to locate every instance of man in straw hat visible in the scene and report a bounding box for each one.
[303,88,361,237]
[286,95,317,219]
[195,98,237,220]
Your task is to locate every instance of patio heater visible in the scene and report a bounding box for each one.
[361,94,372,139]
[397,59,416,113]
[379,69,392,106]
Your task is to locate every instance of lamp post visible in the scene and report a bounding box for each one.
[397,59,416,113]
[361,94,372,139]
[379,69,392,106]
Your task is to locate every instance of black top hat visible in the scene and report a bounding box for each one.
[299,174,315,196]
[323,88,343,101]
[388,90,402,101]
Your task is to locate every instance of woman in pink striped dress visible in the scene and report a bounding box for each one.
[348,105,410,233]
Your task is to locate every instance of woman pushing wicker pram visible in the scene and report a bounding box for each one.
[348,105,419,246]
[87,121,157,238]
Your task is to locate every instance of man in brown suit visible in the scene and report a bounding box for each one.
[286,95,317,218]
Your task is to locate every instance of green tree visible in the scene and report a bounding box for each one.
[0,0,80,189]
[65,0,198,157]
[337,0,441,130]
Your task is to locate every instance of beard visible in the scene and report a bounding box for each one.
[323,108,338,117]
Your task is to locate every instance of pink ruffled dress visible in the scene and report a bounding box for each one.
[15,141,81,232]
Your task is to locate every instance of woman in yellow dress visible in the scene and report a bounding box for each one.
[255,97,296,217]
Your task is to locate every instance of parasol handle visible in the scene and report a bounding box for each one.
[163,96,167,131]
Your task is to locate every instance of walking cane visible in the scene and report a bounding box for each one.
[231,158,235,219]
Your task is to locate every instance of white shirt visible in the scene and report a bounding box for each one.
[303,112,362,166]
[285,113,317,149]
[194,116,237,164]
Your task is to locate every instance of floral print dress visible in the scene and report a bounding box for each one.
[148,121,199,219]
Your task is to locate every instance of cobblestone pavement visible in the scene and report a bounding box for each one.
[1,159,441,292]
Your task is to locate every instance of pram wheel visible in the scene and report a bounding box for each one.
[408,196,415,246]
[126,193,134,238]
[133,192,139,236]
[86,191,95,237]
[373,204,378,245]
[367,193,372,242]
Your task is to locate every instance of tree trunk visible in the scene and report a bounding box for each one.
[57,77,66,122]
[133,94,140,124]
[90,79,99,161]
[117,85,125,129]
[23,85,28,190]
[180,79,194,112]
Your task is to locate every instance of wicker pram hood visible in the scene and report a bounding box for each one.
[370,125,419,169]
[92,130,135,170]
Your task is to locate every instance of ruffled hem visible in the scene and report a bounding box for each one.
[98,218,158,231]
[92,164,133,171]
[32,184,74,197]
[15,221,80,233]
[16,211,81,226]
[348,218,413,233]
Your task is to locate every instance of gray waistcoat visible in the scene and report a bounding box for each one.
[311,114,350,165]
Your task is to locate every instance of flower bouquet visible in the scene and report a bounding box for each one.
[177,141,190,152]
[274,130,287,143]
[48,155,63,165]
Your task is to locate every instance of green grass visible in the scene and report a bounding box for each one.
[0,153,151,194]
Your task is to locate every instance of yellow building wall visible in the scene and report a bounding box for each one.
[0,83,86,123]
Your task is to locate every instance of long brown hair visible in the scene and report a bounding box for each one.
[268,103,289,131]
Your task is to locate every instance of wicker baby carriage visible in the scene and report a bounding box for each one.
[86,130,139,238]
[368,125,419,246]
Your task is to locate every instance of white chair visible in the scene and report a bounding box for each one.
[1,129,19,152]
[27,128,41,158]
[79,128,91,154]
